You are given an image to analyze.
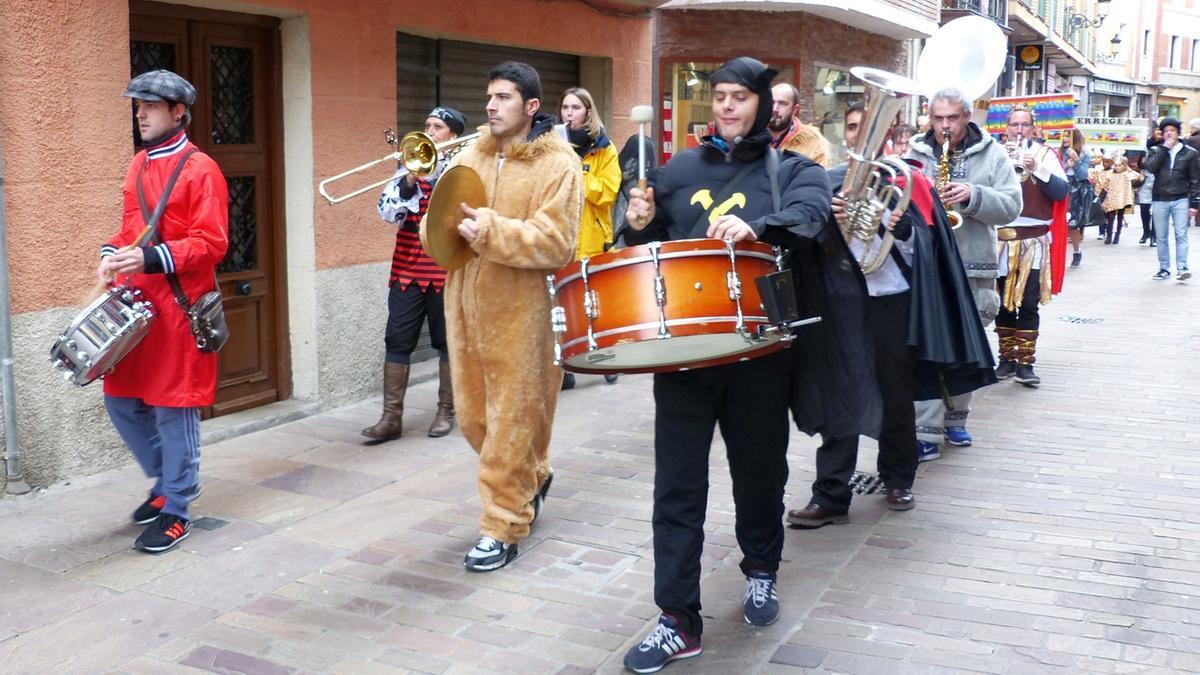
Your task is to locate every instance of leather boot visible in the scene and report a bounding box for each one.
[428,360,456,437]
[362,362,408,442]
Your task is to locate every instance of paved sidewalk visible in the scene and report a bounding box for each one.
[2,229,1199,674]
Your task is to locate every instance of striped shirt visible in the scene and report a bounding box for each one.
[390,177,446,291]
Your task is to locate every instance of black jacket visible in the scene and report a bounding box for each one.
[624,134,831,246]
[1144,142,1200,208]
[626,136,882,439]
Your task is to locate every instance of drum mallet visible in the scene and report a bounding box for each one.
[630,105,654,192]
[84,224,156,304]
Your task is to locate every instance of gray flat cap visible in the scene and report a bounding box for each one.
[123,70,197,106]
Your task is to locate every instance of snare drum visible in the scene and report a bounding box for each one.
[547,238,790,374]
[50,286,155,386]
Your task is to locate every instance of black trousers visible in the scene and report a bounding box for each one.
[1140,204,1156,242]
[995,274,1040,331]
[385,281,446,364]
[813,292,917,510]
[652,349,791,636]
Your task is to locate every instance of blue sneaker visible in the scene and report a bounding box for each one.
[623,614,701,673]
[743,571,779,626]
[944,426,972,447]
[917,441,941,462]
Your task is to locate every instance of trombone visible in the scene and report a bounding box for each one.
[317,129,479,205]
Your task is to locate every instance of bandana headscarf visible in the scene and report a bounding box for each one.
[428,107,467,136]
[708,57,778,140]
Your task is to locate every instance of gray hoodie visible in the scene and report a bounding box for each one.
[905,123,1023,279]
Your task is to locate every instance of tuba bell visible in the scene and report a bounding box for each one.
[838,67,923,274]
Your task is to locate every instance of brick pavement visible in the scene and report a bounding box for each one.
[1,228,1198,674]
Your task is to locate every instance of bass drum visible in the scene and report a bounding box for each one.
[548,239,789,374]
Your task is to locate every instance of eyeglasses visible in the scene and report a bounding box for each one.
[1008,122,1034,128]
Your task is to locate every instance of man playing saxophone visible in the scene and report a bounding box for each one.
[904,87,1021,460]
[994,105,1068,388]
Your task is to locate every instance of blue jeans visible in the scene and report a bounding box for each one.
[105,396,201,519]
[1152,198,1191,272]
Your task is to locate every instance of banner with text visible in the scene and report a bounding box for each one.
[1072,117,1149,153]
[985,93,1076,139]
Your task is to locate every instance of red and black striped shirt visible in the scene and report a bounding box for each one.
[390,177,447,291]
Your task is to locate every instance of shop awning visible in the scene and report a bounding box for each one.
[658,0,938,39]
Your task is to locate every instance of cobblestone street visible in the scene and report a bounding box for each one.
[2,229,1199,674]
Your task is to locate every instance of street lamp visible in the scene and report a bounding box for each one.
[1065,0,1111,40]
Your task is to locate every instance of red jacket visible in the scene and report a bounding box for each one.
[102,131,229,407]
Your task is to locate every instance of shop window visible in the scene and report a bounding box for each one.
[659,60,796,159]
[813,66,865,165]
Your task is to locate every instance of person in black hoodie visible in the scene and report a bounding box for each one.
[620,57,853,674]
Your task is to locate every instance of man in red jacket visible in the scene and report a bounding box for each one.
[96,70,229,553]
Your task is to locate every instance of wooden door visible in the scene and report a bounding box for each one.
[130,3,288,417]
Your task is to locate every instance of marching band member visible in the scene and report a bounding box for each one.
[559,86,621,389]
[98,70,228,553]
[904,88,1021,460]
[621,56,838,673]
[365,106,467,442]
[994,105,1069,388]
[789,102,997,528]
[422,62,581,572]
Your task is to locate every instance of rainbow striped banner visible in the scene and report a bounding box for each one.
[986,93,1077,140]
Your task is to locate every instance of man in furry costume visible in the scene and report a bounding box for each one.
[421,61,582,572]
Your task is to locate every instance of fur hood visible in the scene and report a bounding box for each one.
[471,115,574,161]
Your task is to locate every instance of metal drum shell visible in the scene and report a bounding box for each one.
[550,239,787,374]
[49,287,155,386]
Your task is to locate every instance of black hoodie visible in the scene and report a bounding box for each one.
[625,57,831,246]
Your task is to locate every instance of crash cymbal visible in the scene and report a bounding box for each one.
[423,165,484,271]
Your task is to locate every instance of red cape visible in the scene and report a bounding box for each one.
[1049,197,1068,295]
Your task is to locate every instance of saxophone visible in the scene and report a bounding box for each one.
[937,137,964,229]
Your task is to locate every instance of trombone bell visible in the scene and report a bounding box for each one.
[316,130,479,205]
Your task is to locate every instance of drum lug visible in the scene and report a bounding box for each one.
[579,258,600,351]
[545,275,565,366]
[647,241,671,339]
[725,238,746,334]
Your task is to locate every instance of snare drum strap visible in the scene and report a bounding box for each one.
[687,150,781,239]
[135,149,208,310]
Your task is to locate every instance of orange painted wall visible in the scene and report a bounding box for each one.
[0,0,132,315]
[250,0,653,271]
[0,0,653,312]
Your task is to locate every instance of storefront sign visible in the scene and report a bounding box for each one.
[1015,44,1044,71]
[986,93,1076,137]
[1089,78,1136,98]
[1074,117,1149,152]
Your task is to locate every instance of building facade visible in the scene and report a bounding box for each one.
[0,0,655,489]
[654,0,939,164]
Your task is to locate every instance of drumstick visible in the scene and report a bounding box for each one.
[630,105,654,192]
[84,224,156,304]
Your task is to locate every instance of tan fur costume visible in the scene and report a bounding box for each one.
[423,126,581,544]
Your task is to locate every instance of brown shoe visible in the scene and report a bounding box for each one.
[786,502,848,529]
[362,363,408,442]
[884,488,914,511]
[428,360,456,438]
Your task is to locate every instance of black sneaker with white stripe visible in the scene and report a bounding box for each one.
[742,571,780,626]
[623,614,701,673]
[463,536,518,572]
[135,514,190,553]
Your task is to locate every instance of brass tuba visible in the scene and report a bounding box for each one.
[838,67,922,274]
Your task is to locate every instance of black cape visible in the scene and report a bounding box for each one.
[904,186,998,400]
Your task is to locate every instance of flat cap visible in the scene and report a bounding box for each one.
[123,69,197,106]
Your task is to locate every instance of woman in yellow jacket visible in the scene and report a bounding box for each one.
[561,87,621,259]
[560,87,622,388]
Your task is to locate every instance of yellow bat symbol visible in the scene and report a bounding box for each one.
[690,189,747,224]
